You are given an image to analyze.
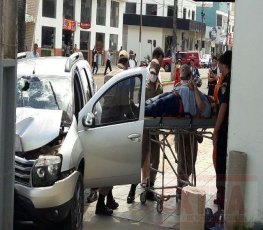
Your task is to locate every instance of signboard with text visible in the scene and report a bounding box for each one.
[80,21,91,30]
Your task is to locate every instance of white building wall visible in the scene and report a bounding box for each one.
[126,25,163,60]
[34,0,124,58]
[228,0,263,223]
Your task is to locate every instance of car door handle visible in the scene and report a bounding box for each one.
[128,134,141,142]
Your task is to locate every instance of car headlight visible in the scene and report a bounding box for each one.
[32,155,62,187]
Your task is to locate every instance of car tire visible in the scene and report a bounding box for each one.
[60,174,84,230]
[164,64,171,72]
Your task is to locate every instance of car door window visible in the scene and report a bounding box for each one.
[93,74,142,126]
[79,68,92,101]
[73,72,85,118]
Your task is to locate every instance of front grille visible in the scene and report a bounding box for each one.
[15,156,35,187]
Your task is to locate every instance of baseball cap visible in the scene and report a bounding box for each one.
[119,50,129,60]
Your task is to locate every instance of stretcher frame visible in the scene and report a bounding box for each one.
[140,116,216,213]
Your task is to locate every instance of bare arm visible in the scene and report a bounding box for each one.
[189,80,205,112]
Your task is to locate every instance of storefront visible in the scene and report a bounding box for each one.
[32,0,124,65]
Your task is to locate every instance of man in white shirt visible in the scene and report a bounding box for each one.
[32,43,39,58]
[128,50,137,68]
[104,49,112,75]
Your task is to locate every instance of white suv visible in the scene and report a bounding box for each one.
[14,53,96,229]
[14,54,148,229]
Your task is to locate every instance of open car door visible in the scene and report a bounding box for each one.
[78,68,147,188]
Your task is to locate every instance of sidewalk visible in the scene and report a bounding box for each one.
[83,136,217,229]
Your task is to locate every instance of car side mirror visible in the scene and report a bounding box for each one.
[82,113,95,128]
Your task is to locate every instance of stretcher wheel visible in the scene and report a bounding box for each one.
[140,192,146,204]
[156,201,163,213]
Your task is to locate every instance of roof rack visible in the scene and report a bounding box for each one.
[65,52,84,72]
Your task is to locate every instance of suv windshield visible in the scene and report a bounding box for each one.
[16,75,72,115]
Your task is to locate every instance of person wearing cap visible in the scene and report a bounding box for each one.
[213,50,232,211]
[189,58,200,80]
[95,50,132,216]
[127,47,165,204]
[174,64,211,198]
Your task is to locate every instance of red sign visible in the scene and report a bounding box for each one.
[80,21,91,30]
[63,18,76,32]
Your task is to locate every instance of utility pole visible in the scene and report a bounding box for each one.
[225,2,230,51]
[139,0,143,64]
[171,0,177,81]
[0,0,17,229]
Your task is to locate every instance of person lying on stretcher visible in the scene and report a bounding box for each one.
[145,64,212,118]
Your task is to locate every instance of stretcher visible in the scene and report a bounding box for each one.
[140,116,216,213]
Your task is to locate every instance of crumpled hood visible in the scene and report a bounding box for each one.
[16,108,63,151]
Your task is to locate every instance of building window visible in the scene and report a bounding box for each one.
[188,10,190,19]
[80,31,90,61]
[167,5,173,17]
[96,0,106,26]
[41,26,55,56]
[146,4,157,16]
[217,14,222,27]
[42,0,56,18]
[183,8,186,19]
[95,33,105,65]
[63,0,75,20]
[109,34,118,64]
[126,2,136,14]
[81,0,92,22]
[192,11,195,20]
[110,1,119,28]
[167,6,178,18]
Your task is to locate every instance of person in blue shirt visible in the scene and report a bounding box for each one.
[174,64,210,198]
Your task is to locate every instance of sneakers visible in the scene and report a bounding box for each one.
[127,192,135,204]
[106,199,119,210]
[95,203,113,216]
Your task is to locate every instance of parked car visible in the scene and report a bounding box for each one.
[161,51,201,72]
[14,54,148,229]
[14,53,97,229]
[200,54,212,68]
[17,51,35,59]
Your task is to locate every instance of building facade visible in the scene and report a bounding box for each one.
[196,2,235,55]
[25,0,125,64]
[123,0,205,61]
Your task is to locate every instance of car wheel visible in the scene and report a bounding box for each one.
[164,64,171,72]
[62,174,84,230]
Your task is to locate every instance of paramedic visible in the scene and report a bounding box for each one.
[95,50,130,216]
[127,47,165,203]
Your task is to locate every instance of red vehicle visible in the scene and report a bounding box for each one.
[162,51,201,72]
